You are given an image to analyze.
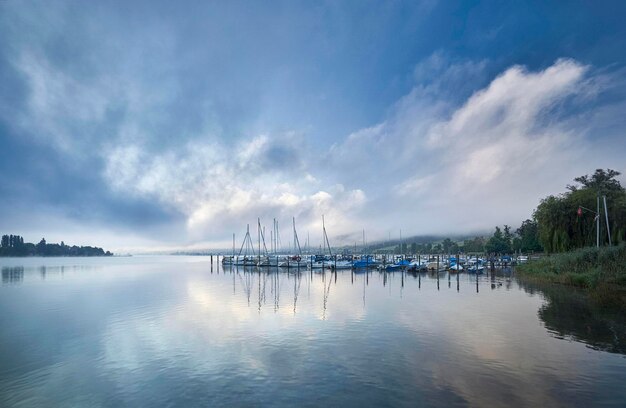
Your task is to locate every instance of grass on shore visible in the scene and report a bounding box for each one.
[517,244,626,309]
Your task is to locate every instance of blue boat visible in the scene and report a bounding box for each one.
[382,259,411,271]
[353,255,381,268]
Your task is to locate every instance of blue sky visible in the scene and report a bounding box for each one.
[1,1,626,251]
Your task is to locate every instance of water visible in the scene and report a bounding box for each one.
[1,256,625,407]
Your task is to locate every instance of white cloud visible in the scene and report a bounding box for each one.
[10,38,625,248]
[325,57,623,237]
[103,136,367,243]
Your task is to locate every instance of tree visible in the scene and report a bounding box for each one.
[503,225,513,248]
[442,238,453,253]
[1,234,113,257]
[516,219,542,252]
[464,236,485,253]
[536,169,626,252]
[485,226,512,254]
[568,168,622,194]
[450,243,460,254]
[36,238,47,256]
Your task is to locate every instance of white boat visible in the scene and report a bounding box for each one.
[233,256,257,267]
[449,263,463,271]
[257,255,285,267]
[278,255,309,268]
[330,260,354,269]
[408,260,428,271]
[277,218,309,268]
[467,264,485,273]
[309,255,332,269]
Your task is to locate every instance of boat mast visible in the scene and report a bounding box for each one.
[322,215,332,256]
[293,217,302,255]
[275,219,281,254]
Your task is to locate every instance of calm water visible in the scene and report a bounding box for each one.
[1,256,625,407]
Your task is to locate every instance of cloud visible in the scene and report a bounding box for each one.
[326,57,624,236]
[103,135,366,242]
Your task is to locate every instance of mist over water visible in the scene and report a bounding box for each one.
[1,256,625,407]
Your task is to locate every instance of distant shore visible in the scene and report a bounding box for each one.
[1,234,113,257]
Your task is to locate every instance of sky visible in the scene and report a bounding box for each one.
[1,0,626,252]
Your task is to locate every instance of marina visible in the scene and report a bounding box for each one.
[220,218,529,273]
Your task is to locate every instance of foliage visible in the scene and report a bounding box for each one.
[0,234,113,257]
[484,226,512,254]
[515,219,543,252]
[442,238,453,253]
[535,169,626,253]
[517,245,626,309]
[463,236,486,253]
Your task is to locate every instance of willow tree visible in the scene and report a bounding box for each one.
[535,169,626,252]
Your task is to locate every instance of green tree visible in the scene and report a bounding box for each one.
[464,236,485,253]
[442,238,453,253]
[535,169,626,252]
[516,219,542,252]
[485,226,512,254]
[568,169,622,194]
[36,238,47,256]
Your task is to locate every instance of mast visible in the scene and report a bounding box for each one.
[293,217,302,255]
[239,224,254,256]
[597,195,600,248]
[275,219,281,253]
[603,195,612,246]
[322,215,332,256]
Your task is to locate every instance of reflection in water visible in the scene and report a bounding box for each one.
[223,265,626,357]
[519,280,626,354]
[1,256,625,407]
[2,266,24,284]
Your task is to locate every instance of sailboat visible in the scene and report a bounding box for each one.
[278,218,308,268]
[309,215,334,269]
[233,224,257,266]
[256,218,282,267]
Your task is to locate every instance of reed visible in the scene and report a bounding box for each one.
[517,244,626,309]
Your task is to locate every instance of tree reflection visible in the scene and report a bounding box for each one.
[2,266,23,284]
[519,280,626,355]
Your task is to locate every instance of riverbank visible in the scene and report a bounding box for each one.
[517,245,626,309]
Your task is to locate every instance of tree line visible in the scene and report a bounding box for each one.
[0,235,113,257]
[377,169,624,255]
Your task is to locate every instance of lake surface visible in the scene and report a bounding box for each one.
[1,256,625,407]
